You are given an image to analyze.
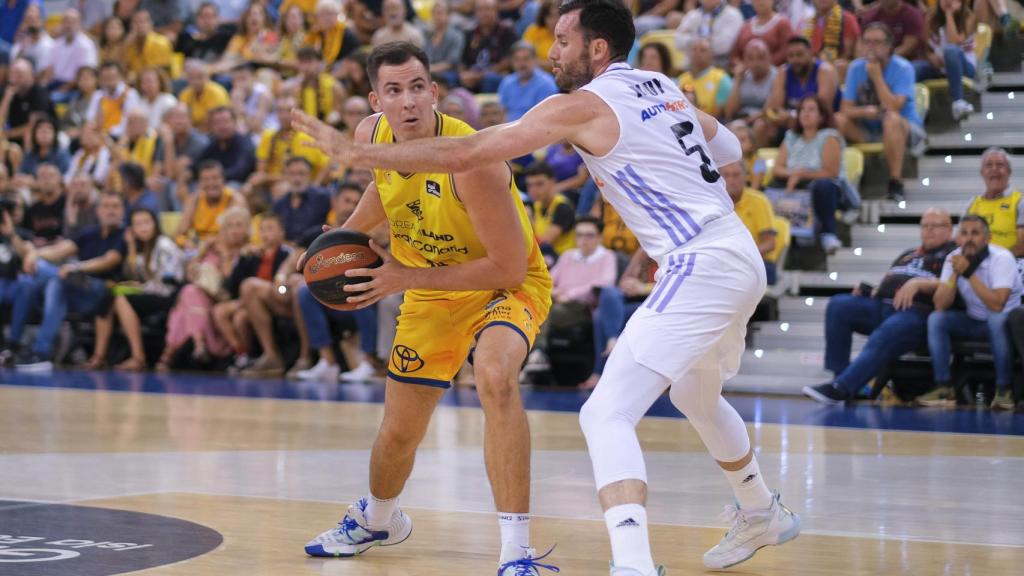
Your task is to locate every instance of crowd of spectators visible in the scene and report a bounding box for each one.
[0,0,1019,408]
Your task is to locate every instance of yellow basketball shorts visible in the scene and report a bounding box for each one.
[386,289,549,388]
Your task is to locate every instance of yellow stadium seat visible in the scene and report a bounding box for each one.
[638,30,687,73]
[159,211,182,236]
[975,24,992,64]
[766,215,790,265]
[915,83,930,120]
[843,147,863,189]
[413,0,434,23]
[54,103,68,121]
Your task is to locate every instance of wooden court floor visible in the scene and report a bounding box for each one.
[1,384,1022,575]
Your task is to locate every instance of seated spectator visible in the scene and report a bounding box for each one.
[459,0,517,93]
[525,162,575,260]
[803,0,859,80]
[730,0,793,68]
[0,134,24,191]
[835,23,924,202]
[197,107,256,187]
[521,0,558,71]
[134,68,176,131]
[422,0,465,78]
[174,2,234,64]
[62,66,99,144]
[922,215,1022,409]
[7,191,127,371]
[41,8,98,94]
[272,157,331,245]
[637,42,674,76]
[373,0,425,48]
[175,160,248,247]
[86,61,139,139]
[724,39,777,125]
[178,60,230,132]
[531,215,617,377]
[116,110,160,176]
[478,100,506,129]
[63,173,98,237]
[544,140,590,209]
[118,161,160,216]
[498,42,558,122]
[286,47,344,124]
[227,215,295,377]
[123,10,173,80]
[303,0,361,68]
[579,247,657,389]
[65,122,112,187]
[974,0,1014,34]
[722,161,778,283]
[0,202,32,334]
[678,39,732,118]
[914,0,977,122]
[277,4,310,69]
[229,64,273,139]
[18,116,71,178]
[964,148,1022,256]
[594,196,640,256]
[140,0,188,37]
[0,57,54,147]
[156,104,210,210]
[675,0,744,69]
[247,98,329,208]
[10,3,53,71]
[860,0,925,62]
[159,206,251,369]
[86,207,184,370]
[219,2,279,70]
[24,163,66,246]
[803,208,956,405]
[764,36,839,145]
[728,120,768,189]
[98,17,127,65]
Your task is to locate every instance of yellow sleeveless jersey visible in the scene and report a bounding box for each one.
[967,190,1021,250]
[371,111,552,303]
[534,194,576,255]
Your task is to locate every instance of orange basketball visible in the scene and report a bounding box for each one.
[302,229,383,311]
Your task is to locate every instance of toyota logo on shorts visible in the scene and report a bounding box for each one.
[391,345,425,373]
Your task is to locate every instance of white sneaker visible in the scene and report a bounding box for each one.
[610,562,666,575]
[952,99,974,122]
[703,492,800,570]
[820,233,842,255]
[524,349,550,372]
[305,498,412,557]
[296,358,341,382]
[340,360,377,382]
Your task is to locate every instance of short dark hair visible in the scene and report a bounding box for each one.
[792,95,833,135]
[367,42,430,89]
[259,212,284,227]
[99,60,123,74]
[197,1,218,14]
[558,0,635,63]
[863,22,894,44]
[524,161,555,179]
[118,162,146,191]
[284,156,313,171]
[639,42,672,75]
[208,106,235,121]
[575,214,604,233]
[336,180,364,196]
[196,159,224,176]
[786,36,811,49]
[960,214,991,232]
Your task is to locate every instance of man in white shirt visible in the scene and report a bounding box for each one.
[41,8,98,94]
[674,0,744,69]
[923,215,1022,409]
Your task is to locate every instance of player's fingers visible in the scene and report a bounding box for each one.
[350,294,383,309]
[368,239,389,260]
[345,289,377,304]
[295,250,307,272]
[343,267,376,278]
[343,281,374,292]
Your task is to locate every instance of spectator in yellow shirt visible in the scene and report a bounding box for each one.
[303,0,361,67]
[123,11,174,81]
[521,0,558,71]
[678,38,733,118]
[722,161,779,284]
[246,96,330,201]
[178,60,230,131]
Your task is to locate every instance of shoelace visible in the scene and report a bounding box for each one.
[718,504,750,540]
[499,546,560,575]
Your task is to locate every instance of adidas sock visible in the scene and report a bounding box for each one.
[722,456,774,510]
[604,504,656,574]
[364,494,398,530]
[498,512,530,564]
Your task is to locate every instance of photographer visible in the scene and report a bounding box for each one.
[921,215,1022,409]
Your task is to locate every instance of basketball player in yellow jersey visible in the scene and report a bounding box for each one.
[301,43,558,576]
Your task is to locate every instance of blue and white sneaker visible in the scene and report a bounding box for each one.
[304,498,413,557]
[610,562,666,575]
[703,491,800,569]
[498,547,560,575]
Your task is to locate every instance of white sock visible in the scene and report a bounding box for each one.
[722,456,774,510]
[364,494,398,530]
[498,512,530,564]
[604,504,656,574]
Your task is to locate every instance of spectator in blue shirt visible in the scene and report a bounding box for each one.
[119,161,161,220]
[498,42,559,122]
[835,22,925,203]
[0,0,38,45]
[197,106,255,188]
[272,157,332,246]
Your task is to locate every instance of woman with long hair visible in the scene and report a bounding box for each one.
[637,42,674,76]
[85,208,184,370]
[914,0,977,121]
[521,0,559,71]
[278,4,310,71]
[135,68,177,130]
[220,2,279,69]
[99,16,127,64]
[18,116,70,178]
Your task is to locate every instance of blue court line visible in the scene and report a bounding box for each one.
[2,369,1023,436]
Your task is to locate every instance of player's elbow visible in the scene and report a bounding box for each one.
[495,257,528,288]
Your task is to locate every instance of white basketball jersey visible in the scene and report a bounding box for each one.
[574,64,734,264]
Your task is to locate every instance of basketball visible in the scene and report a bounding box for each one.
[302,229,383,311]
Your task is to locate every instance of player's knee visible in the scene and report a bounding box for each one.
[377,418,424,452]
[579,396,610,441]
[475,366,520,409]
[883,112,904,131]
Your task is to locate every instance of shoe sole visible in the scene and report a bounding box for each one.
[16,363,53,373]
[802,386,844,406]
[705,514,801,570]
[305,517,413,558]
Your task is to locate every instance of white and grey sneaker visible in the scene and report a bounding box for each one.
[703,492,800,570]
[305,498,412,557]
[296,358,341,382]
[610,562,666,575]
[340,360,378,382]
[952,99,975,122]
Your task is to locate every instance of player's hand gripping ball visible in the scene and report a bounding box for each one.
[302,229,384,311]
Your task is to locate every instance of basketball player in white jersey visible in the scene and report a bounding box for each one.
[293,1,800,573]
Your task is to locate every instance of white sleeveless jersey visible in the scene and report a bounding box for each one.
[574,64,734,264]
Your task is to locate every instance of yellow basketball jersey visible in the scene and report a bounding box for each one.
[967,190,1022,250]
[371,111,552,303]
